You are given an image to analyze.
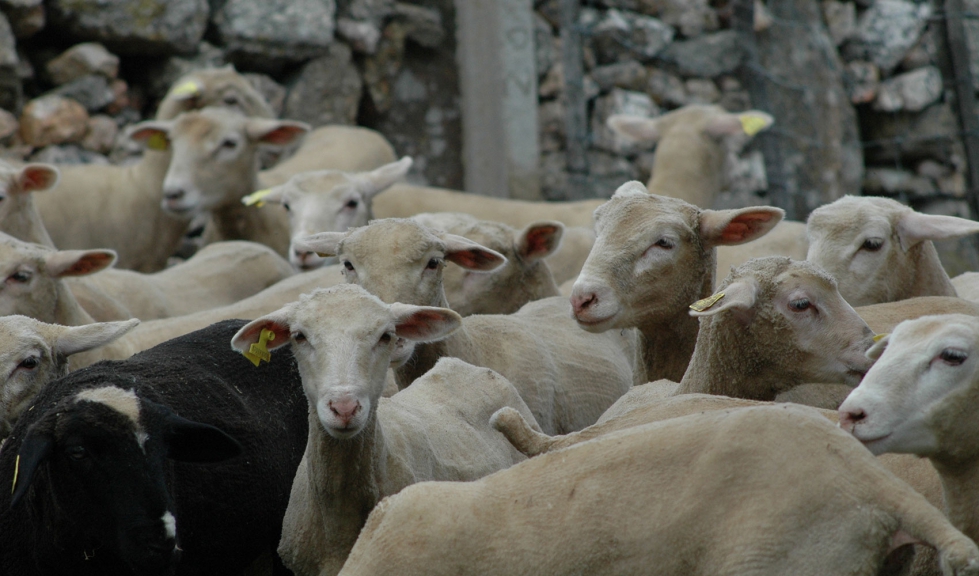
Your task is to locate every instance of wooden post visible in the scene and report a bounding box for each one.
[559,0,591,199]
[456,0,541,199]
[940,0,979,224]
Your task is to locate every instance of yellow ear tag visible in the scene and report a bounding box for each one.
[739,114,770,137]
[170,81,201,98]
[315,252,331,258]
[146,133,169,151]
[242,189,273,208]
[11,454,19,494]
[873,333,888,342]
[690,292,725,312]
[244,329,275,367]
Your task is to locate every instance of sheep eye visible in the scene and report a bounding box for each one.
[940,348,967,366]
[789,298,811,311]
[345,199,358,209]
[379,333,392,344]
[282,203,291,212]
[655,238,674,249]
[343,261,355,272]
[861,238,883,252]
[426,258,440,270]
[223,95,239,105]
[66,445,86,460]
[18,356,39,370]
[220,139,237,150]
[9,271,30,283]
[292,331,306,343]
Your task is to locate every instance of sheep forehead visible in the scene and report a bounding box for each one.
[596,197,696,247]
[74,386,142,431]
[890,315,979,356]
[809,196,906,236]
[290,171,353,196]
[345,219,444,263]
[172,108,242,143]
[0,316,52,353]
[292,285,394,340]
[0,234,45,267]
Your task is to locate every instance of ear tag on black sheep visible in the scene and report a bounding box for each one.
[11,454,19,494]
[244,329,275,367]
[690,292,725,312]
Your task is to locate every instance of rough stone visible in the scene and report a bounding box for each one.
[538,63,599,100]
[538,99,565,152]
[587,149,639,180]
[660,30,742,78]
[338,0,394,23]
[45,42,118,85]
[726,150,768,197]
[640,0,718,38]
[47,0,209,56]
[718,75,750,111]
[284,43,361,127]
[337,18,382,54]
[534,12,556,78]
[753,0,863,217]
[684,78,719,104]
[873,65,942,113]
[589,60,648,92]
[0,12,19,112]
[393,2,445,48]
[49,74,115,112]
[863,167,937,197]
[917,159,966,197]
[362,21,407,114]
[585,8,674,65]
[28,143,107,165]
[19,95,89,147]
[214,0,336,65]
[143,42,226,104]
[645,66,686,106]
[79,113,117,154]
[821,0,855,46]
[243,73,286,118]
[0,107,17,142]
[961,0,979,91]
[843,61,880,104]
[104,78,130,115]
[4,3,43,38]
[900,25,938,70]
[862,101,963,165]
[591,88,658,154]
[844,0,930,74]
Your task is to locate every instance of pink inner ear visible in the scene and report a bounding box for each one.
[62,253,114,276]
[719,213,775,243]
[396,310,445,340]
[260,125,306,145]
[446,249,502,271]
[20,167,57,192]
[238,320,291,350]
[130,127,165,142]
[522,225,560,259]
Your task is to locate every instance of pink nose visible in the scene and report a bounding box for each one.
[838,407,866,433]
[570,292,597,316]
[329,399,361,426]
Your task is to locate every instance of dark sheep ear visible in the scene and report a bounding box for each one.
[165,413,242,463]
[10,429,54,508]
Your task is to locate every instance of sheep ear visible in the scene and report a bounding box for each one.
[128,122,172,150]
[10,427,54,508]
[689,280,759,326]
[293,232,346,258]
[611,181,649,199]
[390,303,462,342]
[230,314,293,356]
[866,334,890,361]
[443,234,507,271]
[606,115,661,144]
[700,207,784,248]
[17,164,60,193]
[54,319,140,357]
[164,412,242,463]
[895,212,979,251]
[356,157,413,197]
[704,110,774,138]
[517,221,564,262]
[45,250,117,278]
[245,119,309,146]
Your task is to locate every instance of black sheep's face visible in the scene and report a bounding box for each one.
[10,386,242,575]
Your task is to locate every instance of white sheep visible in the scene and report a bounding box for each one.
[296,218,638,435]
[0,160,60,247]
[0,315,137,437]
[35,67,277,272]
[807,195,979,306]
[339,404,979,576]
[410,212,564,316]
[230,285,537,576]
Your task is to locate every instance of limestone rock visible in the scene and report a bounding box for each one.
[538,99,565,152]
[0,107,17,142]
[862,102,962,165]
[362,22,408,113]
[843,61,879,104]
[873,65,942,113]
[19,95,89,147]
[244,73,286,118]
[863,167,937,197]
[337,18,382,54]
[47,0,209,56]
[533,13,556,79]
[684,78,718,104]
[584,8,674,64]
[3,2,43,38]
[283,43,362,126]
[50,74,115,112]
[393,2,444,48]
[0,12,19,112]
[45,42,118,85]
[821,0,855,46]
[80,114,117,154]
[660,30,742,78]
[844,0,930,73]
[591,88,658,154]
[214,0,336,64]
[645,67,686,107]
[28,143,107,165]
[589,60,648,92]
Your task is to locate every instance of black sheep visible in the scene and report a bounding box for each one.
[0,319,308,576]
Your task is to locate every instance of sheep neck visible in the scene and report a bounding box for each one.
[53,283,97,327]
[393,289,452,388]
[933,458,979,543]
[907,242,957,299]
[3,194,55,247]
[131,150,193,272]
[304,405,385,560]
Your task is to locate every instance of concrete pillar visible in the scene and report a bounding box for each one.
[456,0,541,200]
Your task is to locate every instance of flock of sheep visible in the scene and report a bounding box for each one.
[0,65,978,575]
